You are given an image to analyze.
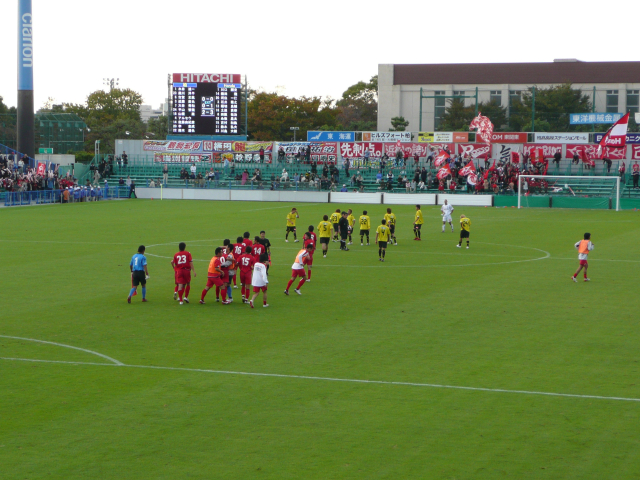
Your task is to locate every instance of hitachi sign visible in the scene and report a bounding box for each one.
[172,73,241,83]
[21,13,33,68]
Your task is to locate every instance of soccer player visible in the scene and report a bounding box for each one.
[572,232,594,282]
[347,209,356,245]
[285,207,299,242]
[330,208,341,241]
[338,211,350,251]
[252,236,266,263]
[441,199,454,233]
[242,232,252,250]
[414,204,424,240]
[238,246,256,303]
[457,214,471,249]
[128,245,149,303]
[359,210,371,245]
[171,242,196,305]
[376,219,391,262]
[317,215,332,257]
[249,259,269,308]
[221,240,236,302]
[231,236,245,287]
[200,247,230,304]
[384,208,397,245]
[257,231,272,260]
[303,231,316,281]
[284,244,314,295]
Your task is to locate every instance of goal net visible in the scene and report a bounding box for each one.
[517,175,621,211]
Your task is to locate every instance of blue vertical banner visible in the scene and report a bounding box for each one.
[18,0,34,91]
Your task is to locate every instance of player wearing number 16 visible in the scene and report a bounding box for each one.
[128,245,149,304]
[171,242,196,305]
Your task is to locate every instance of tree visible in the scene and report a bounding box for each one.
[509,83,592,132]
[0,95,17,149]
[439,99,508,132]
[336,76,378,131]
[147,115,169,139]
[389,116,409,131]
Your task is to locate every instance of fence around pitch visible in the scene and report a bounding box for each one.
[2,187,132,207]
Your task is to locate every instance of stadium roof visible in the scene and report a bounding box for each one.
[392,61,640,85]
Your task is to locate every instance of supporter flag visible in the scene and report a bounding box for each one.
[583,148,596,167]
[483,160,496,181]
[597,112,629,156]
[511,151,521,164]
[469,113,494,144]
[434,149,450,167]
[436,164,452,180]
[530,147,544,163]
[459,161,476,177]
[36,162,46,176]
[467,172,478,186]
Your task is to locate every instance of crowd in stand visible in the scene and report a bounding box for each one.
[0,153,62,192]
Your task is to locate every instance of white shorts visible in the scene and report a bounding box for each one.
[443,214,452,223]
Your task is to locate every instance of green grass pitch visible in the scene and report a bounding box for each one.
[1,199,639,479]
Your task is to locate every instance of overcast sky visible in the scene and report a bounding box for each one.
[1,0,638,111]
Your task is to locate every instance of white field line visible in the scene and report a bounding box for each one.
[0,335,123,365]
[1,356,639,403]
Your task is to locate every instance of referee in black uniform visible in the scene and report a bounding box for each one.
[338,211,350,251]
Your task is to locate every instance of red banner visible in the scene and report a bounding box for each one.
[339,142,384,158]
[524,143,561,158]
[632,146,640,160]
[310,142,338,164]
[458,143,490,159]
[566,144,626,161]
[383,142,449,158]
[36,162,46,176]
[453,132,469,142]
[490,132,528,143]
[436,164,452,180]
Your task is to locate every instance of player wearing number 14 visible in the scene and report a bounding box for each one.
[172,242,196,305]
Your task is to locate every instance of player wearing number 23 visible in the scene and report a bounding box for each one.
[171,242,196,305]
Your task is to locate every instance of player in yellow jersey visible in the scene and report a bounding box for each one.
[347,209,356,245]
[329,209,341,241]
[359,210,371,245]
[384,207,398,245]
[413,204,424,240]
[285,207,299,243]
[317,215,333,258]
[375,219,391,262]
[457,214,471,249]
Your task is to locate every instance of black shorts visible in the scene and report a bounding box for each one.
[132,270,146,286]
[320,237,330,245]
[389,225,395,234]
[378,241,388,249]
[414,224,422,230]
[341,233,348,240]
[360,229,370,236]
[332,223,339,233]
[286,226,296,232]
[460,230,470,238]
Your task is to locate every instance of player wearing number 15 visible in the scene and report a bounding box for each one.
[128,245,149,304]
[376,219,391,262]
[171,242,196,305]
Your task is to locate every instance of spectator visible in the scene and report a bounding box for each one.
[241,169,249,185]
[553,151,561,166]
[376,171,383,183]
[277,146,285,162]
[190,163,197,182]
[603,157,612,173]
[163,164,169,185]
[259,147,265,163]
[280,169,289,182]
[572,152,580,165]
[340,184,348,192]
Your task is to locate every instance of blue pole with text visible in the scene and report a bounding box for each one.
[17,0,35,159]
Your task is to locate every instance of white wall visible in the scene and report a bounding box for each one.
[35,154,76,165]
[330,192,382,204]
[437,194,492,206]
[136,188,329,203]
[383,193,436,205]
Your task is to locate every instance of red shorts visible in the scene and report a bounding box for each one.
[240,271,252,286]
[306,254,314,266]
[579,260,588,266]
[291,268,306,278]
[221,271,230,283]
[206,277,224,288]
[253,285,267,293]
[175,269,191,285]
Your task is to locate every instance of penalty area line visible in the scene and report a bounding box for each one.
[1,357,639,404]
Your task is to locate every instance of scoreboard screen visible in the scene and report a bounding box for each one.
[171,73,242,135]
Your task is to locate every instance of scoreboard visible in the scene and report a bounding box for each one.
[171,73,242,135]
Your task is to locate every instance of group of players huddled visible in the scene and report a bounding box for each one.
[127,204,472,307]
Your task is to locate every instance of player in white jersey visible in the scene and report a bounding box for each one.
[441,199,454,232]
[249,260,269,308]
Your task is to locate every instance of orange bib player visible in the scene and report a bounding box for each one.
[200,247,230,304]
[284,244,314,296]
[303,230,316,281]
[237,246,256,303]
[572,232,594,282]
[171,242,196,305]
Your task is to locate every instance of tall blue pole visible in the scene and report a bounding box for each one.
[17,0,34,159]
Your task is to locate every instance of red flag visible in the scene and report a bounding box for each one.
[36,162,46,176]
[583,148,595,167]
[396,139,402,149]
[436,164,452,180]
[511,151,521,164]
[469,113,494,144]
[531,147,545,163]
[434,149,450,167]
[467,172,478,186]
[459,161,476,177]
[598,113,629,155]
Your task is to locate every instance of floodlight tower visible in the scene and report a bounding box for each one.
[17,0,35,158]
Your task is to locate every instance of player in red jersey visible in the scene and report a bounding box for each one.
[200,247,229,304]
[221,240,236,302]
[284,244,314,295]
[171,242,196,305]
[252,236,265,263]
[237,245,256,303]
[242,232,252,251]
[303,231,316,281]
[231,236,245,288]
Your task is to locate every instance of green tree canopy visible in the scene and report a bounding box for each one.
[336,75,378,132]
[389,116,409,131]
[0,95,17,149]
[439,99,508,132]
